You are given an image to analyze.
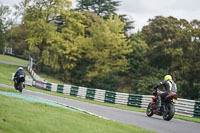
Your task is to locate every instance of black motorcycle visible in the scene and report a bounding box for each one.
[146,89,178,121]
[14,75,25,92]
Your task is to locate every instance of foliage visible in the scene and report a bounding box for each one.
[142,16,200,99]
[119,14,134,33]
[15,0,85,72]
[79,15,131,83]
[126,33,167,94]
[76,0,134,33]
[76,0,120,17]
[0,4,12,53]
[6,25,29,56]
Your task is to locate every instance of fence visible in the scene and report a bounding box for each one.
[24,64,200,118]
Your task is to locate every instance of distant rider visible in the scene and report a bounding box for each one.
[153,75,177,112]
[14,67,26,87]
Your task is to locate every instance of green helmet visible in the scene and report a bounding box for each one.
[164,75,172,81]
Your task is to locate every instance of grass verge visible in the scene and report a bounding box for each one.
[174,115,200,123]
[0,55,28,64]
[0,63,29,86]
[38,72,67,84]
[0,63,21,86]
[0,88,153,133]
[0,87,19,93]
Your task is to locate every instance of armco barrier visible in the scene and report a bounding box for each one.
[25,64,200,118]
[34,80,45,90]
[25,76,33,86]
[115,92,129,105]
[57,85,64,93]
[141,95,153,108]
[46,83,52,91]
[86,88,96,100]
[70,86,79,96]
[94,89,106,102]
[194,101,200,117]
[175,98,195,117]
[105,90,116,104]
[63,85,71,94]
[128,94,143,107]
[51,83,57,92]
[77,87,87,99]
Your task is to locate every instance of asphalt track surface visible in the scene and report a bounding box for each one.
[1,84,200,133]
[0,60,27,67]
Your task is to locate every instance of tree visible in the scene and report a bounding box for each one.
[76,0,120,17]
[142,16,183,69]
[142,16,200,99]
[15,0,85,73]
[76,0,134,33]
[119,14,134,33]
[173,19,200,100]
[0,4,12,53]
[126,32,168,94]
[69,15,132,90]
[85,15,131,80]
[6,25,29,56]
[142,16,181,45]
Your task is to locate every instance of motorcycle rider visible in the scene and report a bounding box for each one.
[14,67,26,89]
[153,75,177,112]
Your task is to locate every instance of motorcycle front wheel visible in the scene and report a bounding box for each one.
[146,103,154,117]
[163,104,175,121]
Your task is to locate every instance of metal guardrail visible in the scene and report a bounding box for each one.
[25,65,200,118]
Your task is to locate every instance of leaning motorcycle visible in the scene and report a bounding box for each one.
[146,89,178,121]
[14,75,25,92]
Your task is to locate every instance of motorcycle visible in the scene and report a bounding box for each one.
[146,89,178,121]
[14,75,25,92]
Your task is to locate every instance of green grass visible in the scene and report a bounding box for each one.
[0,87,19,93]
[0,63,20,86]
[174,115,200,123]
[0,62,200,124]
[0,55,28,64]
[0,88,153,133]
[38,72,66,84]
[0,63,29,86]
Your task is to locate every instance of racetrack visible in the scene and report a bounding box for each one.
[0,60,27,67]
[1,84,200,133]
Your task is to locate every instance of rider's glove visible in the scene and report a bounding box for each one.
[152,91,157,96]
[153,85,157,90]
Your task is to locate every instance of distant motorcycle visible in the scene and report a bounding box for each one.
[14,75,25,92]
[146,89,178,121]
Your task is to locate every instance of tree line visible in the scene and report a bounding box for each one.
[0,0,199,100]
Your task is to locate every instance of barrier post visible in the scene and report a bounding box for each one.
[86,88,96,100]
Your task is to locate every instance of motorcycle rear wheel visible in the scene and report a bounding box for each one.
[18,82,23,92]
[163,104,175,121]
[146,103,154,117]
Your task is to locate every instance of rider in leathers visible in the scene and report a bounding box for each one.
[153,75,177,112]
[14,67,26,88]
